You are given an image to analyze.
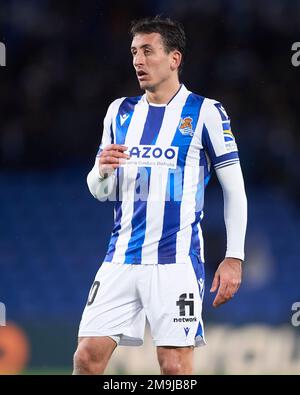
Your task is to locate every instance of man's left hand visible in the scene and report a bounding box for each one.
[210,258,242,308]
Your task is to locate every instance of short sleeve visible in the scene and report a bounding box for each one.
[202,100,239,169]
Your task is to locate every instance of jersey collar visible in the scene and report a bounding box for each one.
[142,84,190,108]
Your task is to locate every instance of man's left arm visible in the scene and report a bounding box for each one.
[210,162,247,307]
[201,99,247,307]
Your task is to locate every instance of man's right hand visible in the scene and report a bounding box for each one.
[98,144,130,178]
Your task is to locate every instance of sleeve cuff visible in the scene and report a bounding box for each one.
[225,251,244,261]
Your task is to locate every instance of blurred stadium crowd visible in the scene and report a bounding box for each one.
[1,0,300,200]
[0,0,300,371]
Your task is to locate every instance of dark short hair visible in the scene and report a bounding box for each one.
[130,16,186,73]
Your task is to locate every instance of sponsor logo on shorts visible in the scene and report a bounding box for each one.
[184,327,190,336]
[173,293,197,323]
[173,317,197,323]
[176,293,194,316]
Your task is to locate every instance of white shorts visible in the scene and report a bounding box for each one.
[78,257,206,347]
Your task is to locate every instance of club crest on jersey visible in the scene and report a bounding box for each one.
[178,117,194,137]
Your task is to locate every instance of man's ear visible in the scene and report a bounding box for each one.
[170,50,182,71]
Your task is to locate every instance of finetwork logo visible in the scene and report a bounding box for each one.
[0,302,6,326]
[291,42,300,67]
[174,293,196,323]
[0,42,6,66]
[176,293,194,317]
[291,302,300,327]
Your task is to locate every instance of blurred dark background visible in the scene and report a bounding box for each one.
[0,0,300,373]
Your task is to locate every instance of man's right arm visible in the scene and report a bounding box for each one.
[87,100,129,201]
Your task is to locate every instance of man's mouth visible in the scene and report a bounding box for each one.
[136,70,148,80]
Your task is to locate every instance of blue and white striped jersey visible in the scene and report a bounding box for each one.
[96,84,239,264]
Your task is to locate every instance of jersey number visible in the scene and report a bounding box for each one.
[87,281,100,306]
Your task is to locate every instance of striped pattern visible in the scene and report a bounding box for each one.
[99,85,239,265]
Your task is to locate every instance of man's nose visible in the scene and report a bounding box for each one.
[133,52,145,67]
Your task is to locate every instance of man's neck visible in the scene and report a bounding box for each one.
[145,79,181,105]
